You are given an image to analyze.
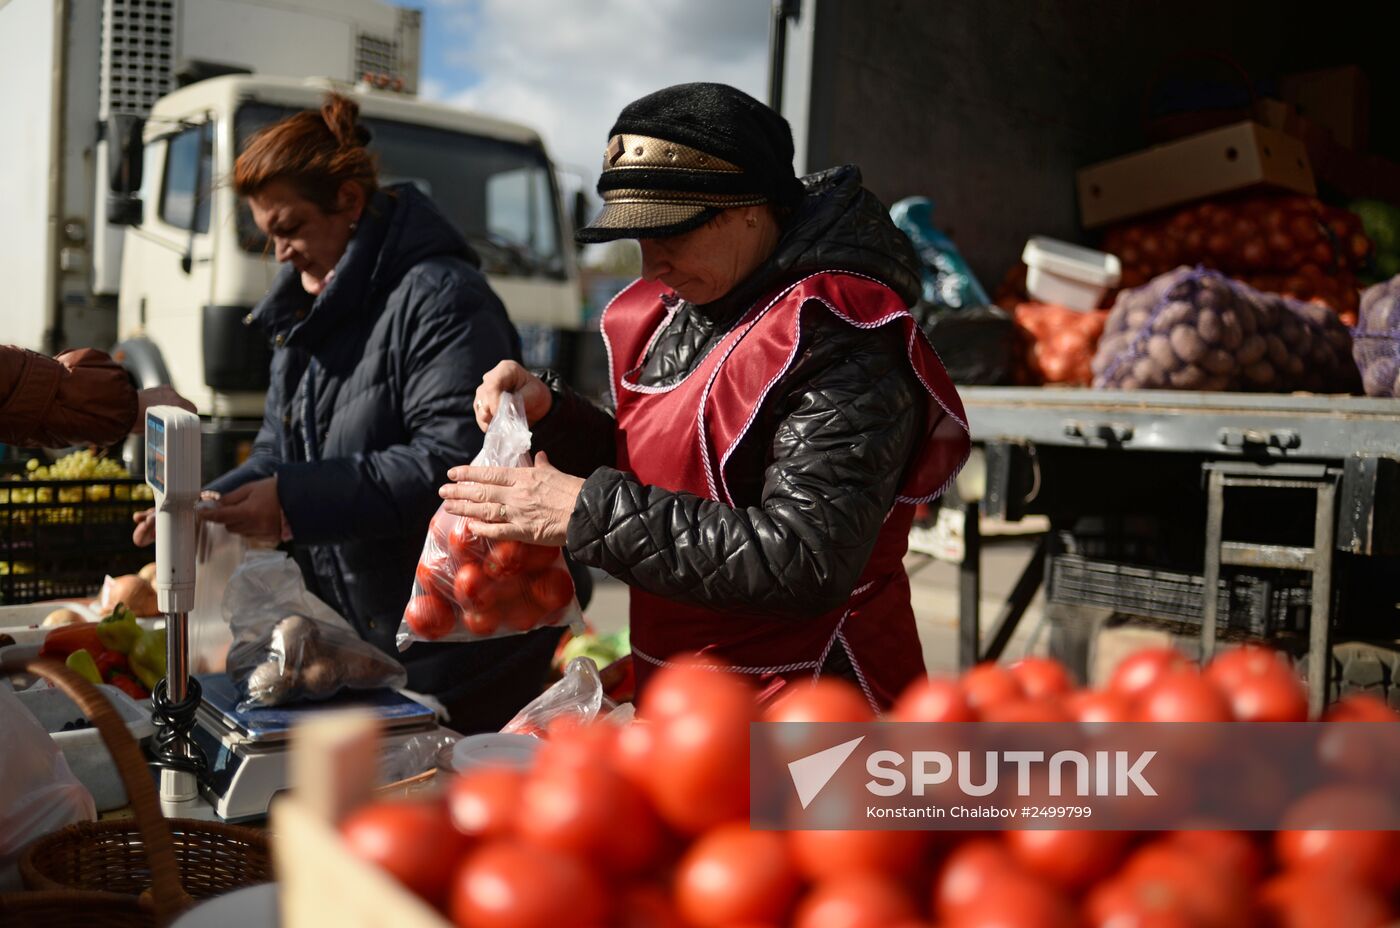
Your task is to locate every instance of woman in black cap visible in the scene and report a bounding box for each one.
[441,82,970,710]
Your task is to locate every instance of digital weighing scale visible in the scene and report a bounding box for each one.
[192,673,439,823]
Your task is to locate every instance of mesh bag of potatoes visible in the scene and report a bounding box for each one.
[223,549,405,709]
[1354,275,1400,397]
[1092,266,1362,394]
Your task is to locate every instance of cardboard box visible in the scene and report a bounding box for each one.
[1256,97,1400,203]
[1280,66,1369,151]
[1076,121,1316,229]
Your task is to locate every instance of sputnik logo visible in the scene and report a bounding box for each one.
[788,736,865,809]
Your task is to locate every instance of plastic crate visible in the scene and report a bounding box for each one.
[1046,552,1311,637]
[0,473,151,605]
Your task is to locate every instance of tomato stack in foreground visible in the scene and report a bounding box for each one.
[339,645,1400,927]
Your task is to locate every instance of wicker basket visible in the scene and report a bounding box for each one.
[0,657,271,926]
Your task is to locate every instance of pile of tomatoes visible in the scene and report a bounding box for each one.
[338,645,1400,927]
[402,508,575,640]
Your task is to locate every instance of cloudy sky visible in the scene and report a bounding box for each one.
[417,0,771,203]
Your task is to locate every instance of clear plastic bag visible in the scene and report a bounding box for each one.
[396,392,583,649]
[188,510,245,674]
[224,550,406,709]
[0,683,95,890]
[501,657,630,737]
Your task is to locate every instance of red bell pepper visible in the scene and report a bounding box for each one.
[38,622,103,659]
[94,649,130,682]
[108,672,150,701]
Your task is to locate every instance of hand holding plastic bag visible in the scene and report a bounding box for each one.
[397,392,582,648]
[224,550,406,709]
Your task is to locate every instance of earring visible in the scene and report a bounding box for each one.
[349,220,358,232]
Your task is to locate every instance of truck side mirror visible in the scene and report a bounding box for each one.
[107,114,146,226]
[572,190,590,251]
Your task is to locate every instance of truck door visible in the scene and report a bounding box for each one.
[122,120,215,404]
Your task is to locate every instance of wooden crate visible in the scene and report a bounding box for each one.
[271,710,453,928]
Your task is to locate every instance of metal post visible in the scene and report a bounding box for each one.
[959,501,981,668]
[1201,469,1225,662]
[161,610,197,805]
[767,0,798,111]
[982,535,1048,662]
[1308,481,1336,717]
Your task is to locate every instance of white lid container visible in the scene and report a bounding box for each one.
[1022,236,1122,311]
[15,683,155,811]
[449,732,540,771]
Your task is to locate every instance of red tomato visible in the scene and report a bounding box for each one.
[960,663,1025,715]
[518,543,560,572]
[1203,644,1285,691]
[341,799,470,907]
[1084,876,1199,928]
[636,660,757,834]
[1002,829,1131,893]
[516,760,664,877]
[449,840,606,928]
[1116,842,1253,928]
[787,829,930,882]
[1161,829,1264,887]
[793,873,918,928]
[1008,657,1075,701]
[1205,645,1308,722]
[448,767,522,840]
[891,677,975,722]
[447,516,477,561]
[764,678,874,723]
[452,561,495,608]
[1276,787,1400,894]
[1064,689,1134,723]
[404,593,456,640]
[674,824,800,928]
[485,540,529,577]
[1135,669,1233,723]
[944,872,1077,928]
[615,884,687,928]
[415,560,446,597]
[1107,647,1192,701]
[1323,693,1398,721]
[978,698,1073,722]
[463,606,500,636]
[524,568,575,613]
[1258,871,1393,928]
[932,838,1021,919]
[1218,668,1309,722]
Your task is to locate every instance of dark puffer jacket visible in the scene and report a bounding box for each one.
[208,185,560,717]
[533,166,930,618]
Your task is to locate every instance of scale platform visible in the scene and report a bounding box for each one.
[192,673,439,823]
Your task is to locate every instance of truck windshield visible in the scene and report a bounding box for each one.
[235,102,565,280]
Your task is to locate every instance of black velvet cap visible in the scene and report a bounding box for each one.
[576,82,805,244]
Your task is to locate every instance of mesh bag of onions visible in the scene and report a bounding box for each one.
[1354,276,1400,397]
[1092,266,1361,394]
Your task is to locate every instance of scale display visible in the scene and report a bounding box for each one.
[146,413,166,494]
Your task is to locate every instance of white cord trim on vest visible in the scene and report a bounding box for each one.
[838,627,881,714]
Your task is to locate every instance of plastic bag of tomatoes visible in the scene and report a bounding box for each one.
[396,393,584,647]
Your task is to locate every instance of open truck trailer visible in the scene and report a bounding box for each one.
[776,0,1400,711]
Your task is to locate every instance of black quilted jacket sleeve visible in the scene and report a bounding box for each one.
[527,368,618,477]
[565,313,925,618]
